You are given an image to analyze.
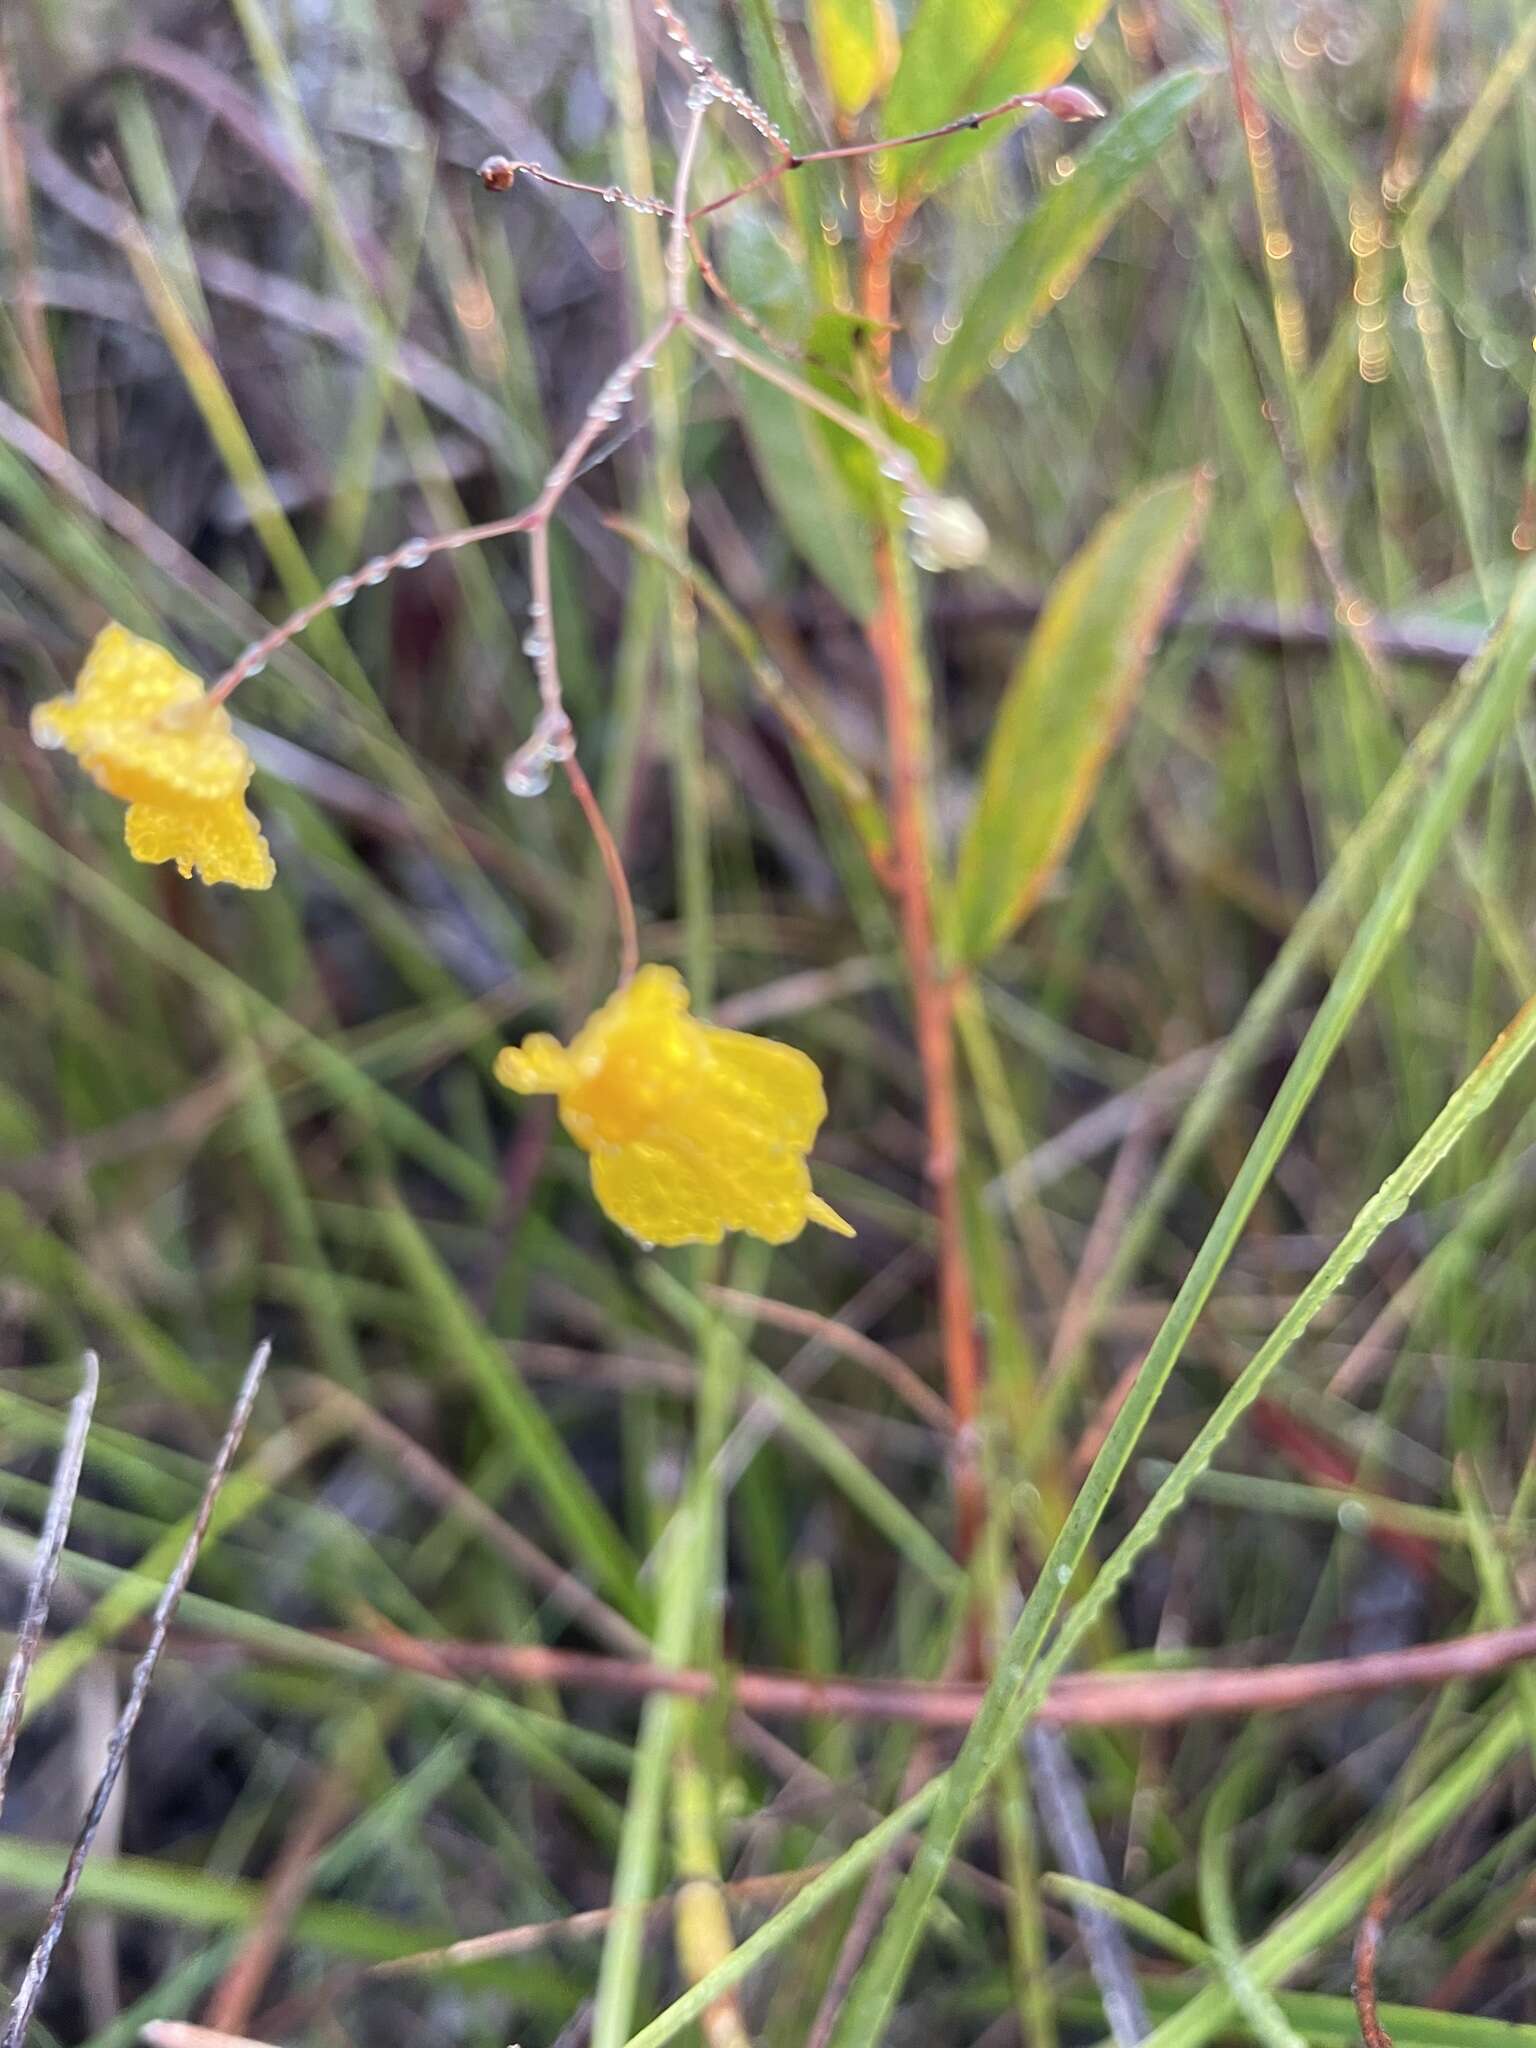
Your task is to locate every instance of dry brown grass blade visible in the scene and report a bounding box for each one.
[370,1866,820,1976]
[0,1342,271,2048]
[0,1353,99,1823]
[142,2024,280,2048]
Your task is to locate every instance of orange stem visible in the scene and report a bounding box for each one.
[870,547,982,1551]
[860,204,982,1557]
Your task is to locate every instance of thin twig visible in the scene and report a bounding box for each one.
[478,154,670,217]
[1352,1892,1395,2048]
[0,1341,271,2048]
[686,85,1100,225]
[204,1765,352,2035]
[203,60,1071,730]
[684,309,921,487]
[293,1378,644,1656]
[667,101,710,308]
[0,1354,99,1823]
[648,0,791,154]
[205,514,536,706]
[702,1285,954,1434]
[293,1616,1536,1733]
[374,1866,819,1977]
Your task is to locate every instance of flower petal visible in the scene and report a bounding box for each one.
[42,625,251,804]
[697,1025,829,1150]
[591,1141,729,1247]
[494,1034,573,1095]
[124,794,275,890]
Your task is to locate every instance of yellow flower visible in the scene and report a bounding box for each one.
[31,624,275,890]
[495,964,854,1247]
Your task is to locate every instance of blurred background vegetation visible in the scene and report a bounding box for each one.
[4,0,1536,2043]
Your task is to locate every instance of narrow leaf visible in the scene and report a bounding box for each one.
[722,219,879,619]
[810,0,898,119]
[881,0,1111,196]
[733,377,879,619]
[952,472,1209,963]
[931,71,1210,404]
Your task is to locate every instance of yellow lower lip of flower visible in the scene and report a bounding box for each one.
[124,794,276,891]
[495,965,852,1247]
[31,623,275,890]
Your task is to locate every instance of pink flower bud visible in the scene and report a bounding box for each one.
[1038,84,1106,122]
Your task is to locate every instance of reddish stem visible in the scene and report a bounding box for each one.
[562,749,640,984]
[299,1618,1536,1732]
[858,195,982,1556]
[869,541,982,1554]
[1353,1892,1396,2048]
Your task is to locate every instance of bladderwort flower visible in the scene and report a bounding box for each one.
[30,624,275,890]
[495,964,854,1247]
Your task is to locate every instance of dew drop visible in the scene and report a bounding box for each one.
[522,631,550,660]
[360,556,391,586]
[326,577,356,608]
[505,751,553,798]
[244,658,266,678]
[543,723,577,762]
[398,539,431,569]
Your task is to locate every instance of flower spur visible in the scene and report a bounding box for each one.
[31,623,275,890]
[495,964,854,1247]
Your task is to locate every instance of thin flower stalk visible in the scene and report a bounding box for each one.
[686,83,1104,226]
[202,42,1076,747]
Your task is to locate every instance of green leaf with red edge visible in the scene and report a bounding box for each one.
[929,70,1211,405]
[949,472,1210,965]
[880,0,1112,197]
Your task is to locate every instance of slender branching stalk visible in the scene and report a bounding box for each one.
[199,0,1088,1008]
